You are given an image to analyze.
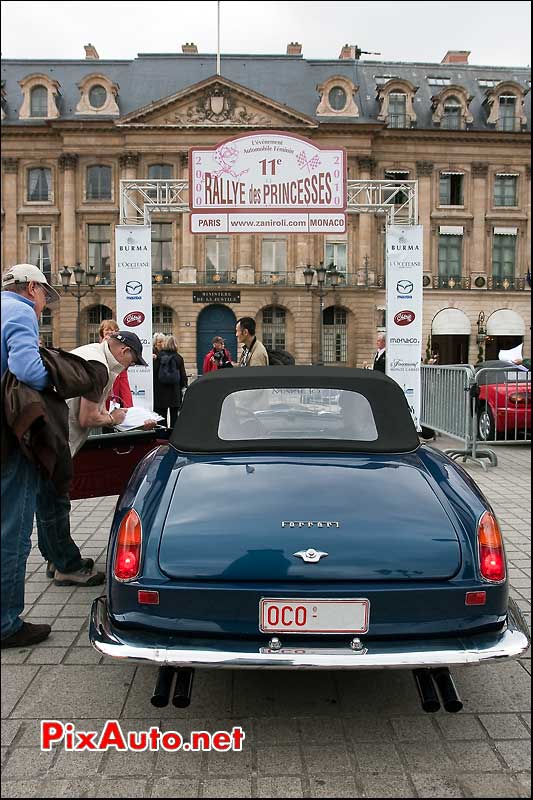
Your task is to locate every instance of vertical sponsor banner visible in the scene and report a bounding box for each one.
[386,225,423,429]
[115,226,153,410]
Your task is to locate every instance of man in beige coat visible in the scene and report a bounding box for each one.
[236,317,269,367]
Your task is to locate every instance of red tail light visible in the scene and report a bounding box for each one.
[477,511,506,582]
[114,509,142,581]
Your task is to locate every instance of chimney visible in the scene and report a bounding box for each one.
[339,44,355,60]
[286,42,302,56]
[84,43,99,60]
[182,43,198,54]
[441,50,470,65]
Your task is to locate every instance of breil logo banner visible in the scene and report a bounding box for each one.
[386,225,423,429]
[115,226,152,410]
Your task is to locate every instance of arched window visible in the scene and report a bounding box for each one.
[30,85,48,117]
[262,306,286,350]
[152,304,174,335]
[86,165,112,200]
[39,309,53,347]
[441,96,462,129]
[87,305,112,343]
[323,307,347,363]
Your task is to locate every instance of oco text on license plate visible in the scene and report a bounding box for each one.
[259,598,369,634]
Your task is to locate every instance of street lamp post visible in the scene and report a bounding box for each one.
[303,262,341,366]
[476,310,487,364]
[60,263,97,346]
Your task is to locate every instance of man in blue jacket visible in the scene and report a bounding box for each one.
[1,264,60,648]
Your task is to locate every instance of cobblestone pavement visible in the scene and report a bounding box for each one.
[1,438,530,798]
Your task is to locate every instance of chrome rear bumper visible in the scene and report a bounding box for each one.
[89,596,529,670]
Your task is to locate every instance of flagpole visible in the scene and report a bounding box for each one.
[216,1,221,75]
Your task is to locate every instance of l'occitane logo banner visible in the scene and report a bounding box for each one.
[386,225,424,430]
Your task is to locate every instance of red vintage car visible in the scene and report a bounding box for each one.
[475,361,531,441]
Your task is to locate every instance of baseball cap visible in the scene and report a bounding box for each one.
[110,331,148,366]
[2,263,60,305]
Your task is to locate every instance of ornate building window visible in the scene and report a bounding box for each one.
[494,174,518,207]
[431,86,473,130]
[28,226,52,280]
[325,240,347,278]
[377,79,418,129]
[87,224,111,283]
[262,306,286,350]
[152,305,174,336]
[27,167,52,202]
[39,308,53,347]
[323,307,347,363]
[206,236,230,282]
[492,231,517,283]
[147,163,173,198]
[261,239,287,283]
[439,172,464,205]
[151,223,173,279]
[316,76,359,117]
[383,170,410,205]
[75,74,119,116]
[438,233,463,282]
[483,81,528,132]
[86,165,112,200]
[18,74,60,119]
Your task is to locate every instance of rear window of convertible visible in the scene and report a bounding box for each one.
[218,388,378,441]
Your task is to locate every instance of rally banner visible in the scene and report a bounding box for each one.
[385,225,423,429]
[115,226,153,410]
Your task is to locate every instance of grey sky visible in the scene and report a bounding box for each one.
[1,0,531,66]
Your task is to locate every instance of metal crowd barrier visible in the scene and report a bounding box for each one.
[421,364,531,470]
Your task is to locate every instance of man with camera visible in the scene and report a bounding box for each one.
[202,336,233,374]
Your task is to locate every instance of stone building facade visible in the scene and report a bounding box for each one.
[1,44,530,375]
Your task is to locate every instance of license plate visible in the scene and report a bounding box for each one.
[259,598,369,634]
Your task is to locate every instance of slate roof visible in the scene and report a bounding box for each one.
[1,53,530,129]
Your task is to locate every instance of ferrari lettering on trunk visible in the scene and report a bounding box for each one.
[281,521,340,528]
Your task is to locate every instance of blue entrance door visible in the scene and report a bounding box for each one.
[196,305,238,374]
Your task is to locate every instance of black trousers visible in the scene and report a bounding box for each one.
[155,406,179,429]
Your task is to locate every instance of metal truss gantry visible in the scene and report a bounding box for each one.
[119,179,418,226]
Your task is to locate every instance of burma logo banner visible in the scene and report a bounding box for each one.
[385,225,423,430]
[115,226,153,410]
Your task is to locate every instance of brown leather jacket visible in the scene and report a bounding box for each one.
[1,347,104,494]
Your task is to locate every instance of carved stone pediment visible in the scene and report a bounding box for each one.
[116,75,317,129]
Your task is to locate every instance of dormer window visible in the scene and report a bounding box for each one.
[18,74,61,120]
[316,76,359,117]
[499,95,517,131]
[76,74,119,116]
[431,86,473,131]
[30,85,48,117]
[377,79,418,129]
[388,94,407,128]
[441,97,462,129]
[483,81,527,132]
[88,84,107,109]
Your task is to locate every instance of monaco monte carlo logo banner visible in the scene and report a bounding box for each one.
[385,225,424,430]
[189,131,346,234]
[115,225,153,410]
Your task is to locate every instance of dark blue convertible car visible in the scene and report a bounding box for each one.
[86,367,529,712]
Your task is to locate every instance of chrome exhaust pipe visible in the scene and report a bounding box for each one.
[413,669,441,712]
[172,668,194,708]
[150,666,176,708]
[431,668,463,713]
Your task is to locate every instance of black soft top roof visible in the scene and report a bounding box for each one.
[170,366,420,454]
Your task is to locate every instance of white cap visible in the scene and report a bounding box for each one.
[2,263,60,305]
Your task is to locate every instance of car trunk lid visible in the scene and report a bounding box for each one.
[157,457,462,581]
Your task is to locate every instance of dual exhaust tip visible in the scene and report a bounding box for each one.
[413,667,463,713]
[151,666,194,708]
